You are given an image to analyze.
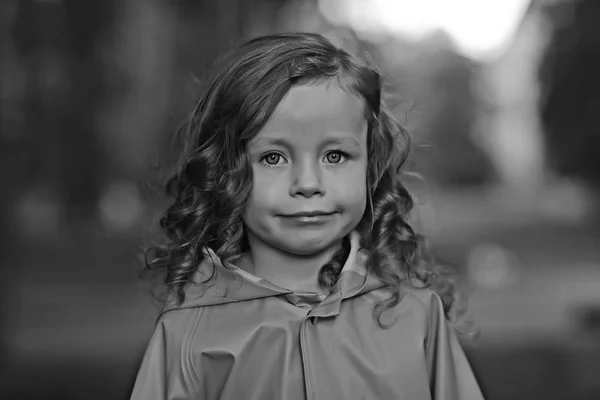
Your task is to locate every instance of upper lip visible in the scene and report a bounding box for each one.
[284,211,334,217]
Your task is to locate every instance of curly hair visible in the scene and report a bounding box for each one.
[144,32,466,330]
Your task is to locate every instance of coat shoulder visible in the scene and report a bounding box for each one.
[400,285,442,315]
[158,304,207,337]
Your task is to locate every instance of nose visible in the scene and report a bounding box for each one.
[289,158,324,198]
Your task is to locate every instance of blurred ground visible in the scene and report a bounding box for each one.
[2,188,599,400]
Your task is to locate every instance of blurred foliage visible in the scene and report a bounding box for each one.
[2,0,599,250]
[540,0,600,186]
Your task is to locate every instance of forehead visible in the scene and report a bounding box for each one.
[252,82,368,145]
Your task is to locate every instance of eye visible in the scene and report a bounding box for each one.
[265,153,280,165]
[324,150,348,164]
[259,152,287,167]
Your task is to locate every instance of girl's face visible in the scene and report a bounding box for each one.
[243,81,368,255]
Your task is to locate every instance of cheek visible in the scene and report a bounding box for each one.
[330,166,368,210]
[246,171,283,211]
[341,184,367,213]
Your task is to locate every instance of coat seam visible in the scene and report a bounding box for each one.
[402,288,435,351]
[422,292,441,352]
[185,307,205,392]
[299,316,314,400]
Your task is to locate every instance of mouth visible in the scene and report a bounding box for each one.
[280,211,337,225]
[283,211,335,218]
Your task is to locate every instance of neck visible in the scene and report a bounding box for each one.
[242,234,343,295]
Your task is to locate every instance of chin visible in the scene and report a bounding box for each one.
[275,231,345,256]
[282,242,329,256]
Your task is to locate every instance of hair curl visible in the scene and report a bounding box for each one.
[144,33,468,331]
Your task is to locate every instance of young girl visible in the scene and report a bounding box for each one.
[131,33,485,400]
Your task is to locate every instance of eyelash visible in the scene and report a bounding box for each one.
[258,149,351,168]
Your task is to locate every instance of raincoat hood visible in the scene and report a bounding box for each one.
[162,231,388,312]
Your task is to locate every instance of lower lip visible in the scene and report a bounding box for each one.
[282,214,335,224]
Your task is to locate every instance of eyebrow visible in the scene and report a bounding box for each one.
[250,136,361,149]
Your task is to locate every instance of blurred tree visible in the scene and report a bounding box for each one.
[0,0,22,252]
[474,2,549,192]
[540,0,600,186]
[7,0,116,229]
[61,1,117,222]
[422,48,493,187]
[372,37,493,187]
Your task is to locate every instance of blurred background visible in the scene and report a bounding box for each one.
[1,0,600,399]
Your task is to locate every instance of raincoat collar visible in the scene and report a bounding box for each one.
[162,231,387,313]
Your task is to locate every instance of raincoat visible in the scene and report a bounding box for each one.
[131,232,484,399]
